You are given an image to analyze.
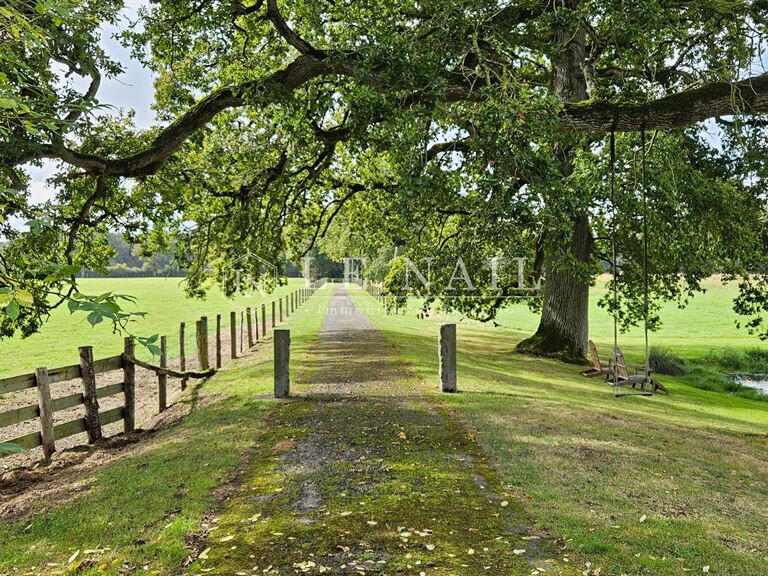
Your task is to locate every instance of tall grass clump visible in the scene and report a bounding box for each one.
[648,346,686,376]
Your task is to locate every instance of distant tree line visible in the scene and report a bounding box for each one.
[79,233,185,278]
[78,234,342,279]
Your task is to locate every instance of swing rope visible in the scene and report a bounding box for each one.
[641,128,650,383]
[610,130,619,390]
[608,128,657,396]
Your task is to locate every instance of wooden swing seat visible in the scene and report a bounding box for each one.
[613,349,668,395]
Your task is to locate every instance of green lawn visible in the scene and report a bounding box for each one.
[0,286,331,574]
[351,285,768,576]
[0,277,306,377]
[494,276,758,360]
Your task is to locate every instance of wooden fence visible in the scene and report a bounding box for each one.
[0,280,326,461]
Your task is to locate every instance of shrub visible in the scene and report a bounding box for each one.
[703,347,768,373]
[648,346,686,376]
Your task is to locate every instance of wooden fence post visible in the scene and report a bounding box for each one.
[179,322,187,391]
[262,303,267,336]
[196,318,210,370]
[240,310,245,354]
[36,367,55,460]
[439,324,457,393]
[230,311,237,359]
[79,346,102,443]
[216,314,222,368]
[247,307,254,347]
[286,294,290,316]
[123,337,136,433]
[274,329,290,398]
[159,335,168,412]
[291,292,295,314]
[254,307,260,342]
[271,300,276,328]
[240,311,244,353]
[202,316,210,368]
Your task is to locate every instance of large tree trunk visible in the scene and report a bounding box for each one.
[517,19,593,363]
[517,214,593,362]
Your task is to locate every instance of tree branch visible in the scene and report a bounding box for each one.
[562,73,768,132]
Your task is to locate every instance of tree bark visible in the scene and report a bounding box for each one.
[518,213,593,362]
[517,21,593,363]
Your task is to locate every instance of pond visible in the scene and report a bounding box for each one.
[732,374,768,395]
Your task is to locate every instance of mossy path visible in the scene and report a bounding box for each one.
[186,286,579,575]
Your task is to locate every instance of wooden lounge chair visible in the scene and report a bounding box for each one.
[613,349,667,394]
[580,340,614,378]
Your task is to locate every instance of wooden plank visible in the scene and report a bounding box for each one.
[92,355,123,375]
[54,416,87,440]
[49,406,125,442]
[96,382,124,399]
[48,363,82,384]
[99,406,124,427]
[0,373,36,394]
[0,404,39,428]
[2,431,42,453]
[0,356,117,394]
[51,392,84,412]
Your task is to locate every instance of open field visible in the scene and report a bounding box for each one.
[0,277,305,378]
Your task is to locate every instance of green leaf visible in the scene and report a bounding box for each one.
[14,290,34,306]
[86,311,103,326]
[67,298,79,314]
[58,264,81,277]
[5,299,20,320]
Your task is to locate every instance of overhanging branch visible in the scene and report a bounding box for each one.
[562,73,768,132]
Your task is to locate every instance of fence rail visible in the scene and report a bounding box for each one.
[0,280,327,462]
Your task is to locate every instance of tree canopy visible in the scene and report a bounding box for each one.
[2,0,768,354]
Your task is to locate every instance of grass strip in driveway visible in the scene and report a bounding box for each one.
[183,285,579,576]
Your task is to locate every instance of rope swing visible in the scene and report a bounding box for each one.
[607,129,666,396]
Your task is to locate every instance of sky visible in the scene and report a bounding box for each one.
[25,0,155,206]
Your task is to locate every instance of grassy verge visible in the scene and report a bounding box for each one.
[0,287,331,575]
[0,277,306,377]
[350,286,768,576]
